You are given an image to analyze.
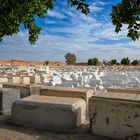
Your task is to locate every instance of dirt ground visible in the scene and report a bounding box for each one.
[0,115,116,140]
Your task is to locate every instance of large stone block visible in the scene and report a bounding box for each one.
[35,76,41,84]
[3,83,30,98]
[40,86,93,116]
[107,87,140,94]
[89,92,140,140]
[10,95,86,132]
[0,88,20,115]
[12,76,21,84]
[0,77,8,83]
[21,76,30,85]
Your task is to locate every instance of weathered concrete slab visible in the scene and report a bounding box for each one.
[10,95,86,132]
[0,88,20,115]
[89,92,140,140]
[3,83,30,98]
[40,86,93,116]
[107,87,140,94]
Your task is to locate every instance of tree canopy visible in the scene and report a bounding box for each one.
[0,0,139,44]
[131,59,139,65]
[87,58,99,66]
[44,60,49,66]
[121,57,130,65]
[65,53,76,65]
[111,0,140,41]
[0,0,89,44]
[110,59,117,65]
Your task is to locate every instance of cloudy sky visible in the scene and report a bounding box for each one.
[0,0,140,62]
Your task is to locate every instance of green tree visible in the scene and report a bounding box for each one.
[92,58,99,66]
[0,0,89,44]
[65,53,76,65]
[88,58,93,65]
[110,59,117,65]
[121,57,130,65]
[111,0,140,41]
[131,59,139,65]
[88,58,99,66]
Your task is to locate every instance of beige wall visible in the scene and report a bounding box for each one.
[89,95,140,139]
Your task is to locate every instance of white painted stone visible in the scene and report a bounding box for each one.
[35,76,41,84]
[12,76,21,84]
[0,77,8,83]
[22,77,30,85]
[45,66,49,74]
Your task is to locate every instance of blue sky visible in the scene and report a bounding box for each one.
[0,0,140,62]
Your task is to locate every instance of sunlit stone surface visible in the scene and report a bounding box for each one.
[10,95,86,132]
[89,92,140,139]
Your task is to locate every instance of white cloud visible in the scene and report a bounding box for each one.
[47,10,66,19]
[0,1,140,62]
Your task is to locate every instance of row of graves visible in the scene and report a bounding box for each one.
[0,65,140,139]
[1,65,140,90]
[0,82,140,139]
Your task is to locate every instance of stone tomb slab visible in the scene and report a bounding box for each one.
[0,88,20,115]
[0,77,9,83]
[3,83,30,98]
[89,92,140,140]
[94,91,140,101]
[21,76,30,85]
[12,76,21,84]
[107,87,140,94]
[10,95,86,132]
[40,86,94,116]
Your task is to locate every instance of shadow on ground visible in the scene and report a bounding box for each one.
[0,115,116,140]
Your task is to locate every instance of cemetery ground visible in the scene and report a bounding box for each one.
[0,115,112,140]
[0,64,140,140]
